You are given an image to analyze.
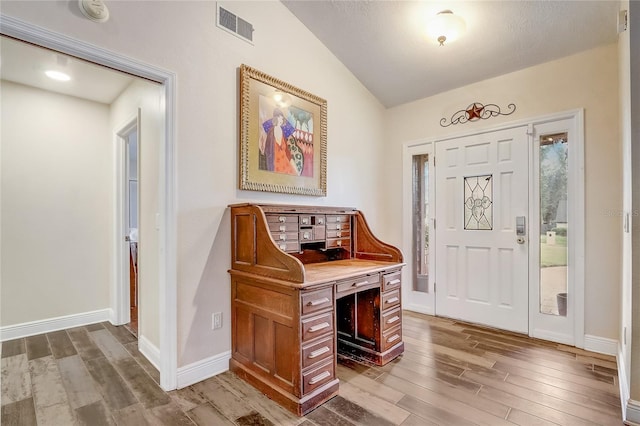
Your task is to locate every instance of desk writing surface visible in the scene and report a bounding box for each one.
[302,259,404,286]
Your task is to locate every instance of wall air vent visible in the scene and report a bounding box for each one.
[217,4,254,44]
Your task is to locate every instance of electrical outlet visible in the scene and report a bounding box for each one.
[213,312,222,330]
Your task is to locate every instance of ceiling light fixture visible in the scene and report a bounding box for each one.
[426,9,466,46]
[45,70,71,81]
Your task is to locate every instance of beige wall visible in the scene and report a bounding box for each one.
[1,81,112,325]
[384,43,621,340]
[0,1,387,366]
[110,80,164,348]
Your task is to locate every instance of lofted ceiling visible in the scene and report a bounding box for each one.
[282,1,621,108]
[0,36,134,104]
[0,2,621,108]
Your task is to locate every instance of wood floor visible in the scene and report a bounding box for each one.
[1,312,623,425]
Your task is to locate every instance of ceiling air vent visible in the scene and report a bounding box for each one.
[217,5,254,44]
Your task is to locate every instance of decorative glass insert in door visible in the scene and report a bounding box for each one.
[539,132,568,316]
[464,175,493,230]
[411,154,429,292]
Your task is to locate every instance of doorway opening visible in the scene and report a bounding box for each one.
[119,120,140,336]
[1,16,178,390]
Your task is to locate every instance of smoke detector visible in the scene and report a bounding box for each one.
[79,0,110,23]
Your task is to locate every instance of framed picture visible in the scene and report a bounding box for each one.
[239,64,327,196]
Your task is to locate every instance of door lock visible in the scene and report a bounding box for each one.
[516,216,526,244]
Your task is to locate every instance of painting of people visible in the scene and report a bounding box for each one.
[258,96,314,178]
[239,64,327,196]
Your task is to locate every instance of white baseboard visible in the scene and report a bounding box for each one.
[176,350,231,389]
[403,304,435,316]
[627,400,640,424]
[139,335,161,371]
[531,328,574,346]
[0,309,112,341]
[584,334,618,356]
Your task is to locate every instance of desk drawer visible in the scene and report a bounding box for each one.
[336,274,379,297]
[326,222,350,231]
[326,238,350,250]
[271,232,299,243]
[382,289,400,310]
[301,311,334,342]
[382,271,401,292]
[327,238,351,250]
[268,222,299,233]
[301,287,333,316]
[266,215,299,224]
[382,307,401,332]
[275,241,300,252]
[303,358,334,395]
[302,335,334,369]
[326,215,349,224]
[326,229,351,239]
[382,325,402,351]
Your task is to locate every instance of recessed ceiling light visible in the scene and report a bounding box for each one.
[45,70,71,81]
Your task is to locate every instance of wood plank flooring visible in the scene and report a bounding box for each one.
[1,312,623,425]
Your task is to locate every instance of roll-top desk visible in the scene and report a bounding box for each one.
[229,203,404,415]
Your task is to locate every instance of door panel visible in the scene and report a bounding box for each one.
[435,126,529,333]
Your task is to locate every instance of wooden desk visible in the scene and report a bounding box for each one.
[229,204,404,415]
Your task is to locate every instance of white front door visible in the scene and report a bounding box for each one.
[435,126,529,333]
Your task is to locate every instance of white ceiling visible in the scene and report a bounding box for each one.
[282,1,621,107]
[0,36,134,104]
[0,2,621,108]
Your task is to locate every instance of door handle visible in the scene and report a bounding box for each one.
[516,216,526,244]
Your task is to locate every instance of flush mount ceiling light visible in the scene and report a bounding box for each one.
[426,9,466,46]
[45,70,71,81]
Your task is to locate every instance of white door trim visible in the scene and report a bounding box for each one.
[401,139,436,315]
[401,109,584,347]
[1,15,179,390]
[114,114,140,326]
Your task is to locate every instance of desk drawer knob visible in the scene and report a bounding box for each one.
[387,334,400,344]
[279,225,286,232]
[388,279,401,286]
[302,218,309,224]
[307,297,329,307]
[279,244,287,250]
[386,316,400,325]
[303,232,310,239]
[385,297,399,304]
[352,281,369,288]
[278,216,286,223]
[308,346,330,359]
[337,231,342,238]
[308,371,331,385]
[279,234,286,241]
[308,322,330,333]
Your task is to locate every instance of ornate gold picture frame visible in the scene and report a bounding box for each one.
[239,64,327,196]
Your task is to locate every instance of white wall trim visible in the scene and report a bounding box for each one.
[619,343,631,422]
[403,304,434,316]
[0,15,178,391]
[628,400,640,424]
[176,351,231,389]
[139,334,161,371]
[583,334,618,356]
[0,309,111,341]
